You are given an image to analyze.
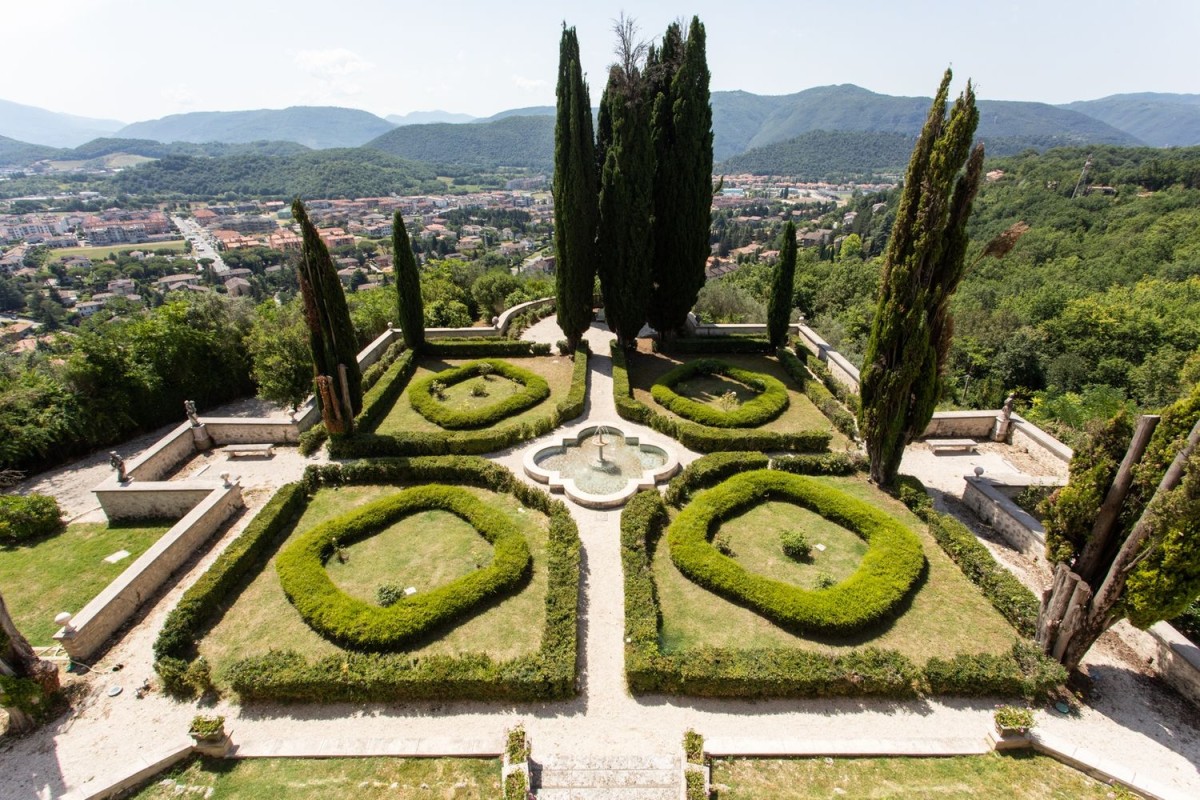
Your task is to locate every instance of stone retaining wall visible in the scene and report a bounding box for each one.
[57,483,243,661]
[204,419,301,445]
[95,481,217,521]
[1010,417,1073,469]
[794,323,861,392]
[962,476,1048,557]
[126,423,195,482]
[1149,622,1200,709]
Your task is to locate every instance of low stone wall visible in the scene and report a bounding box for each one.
[794,323,861,392]
[1149,622,1200,709]
[1010,417,1073,469]
[962,476,1047,557]
[95,480,218,521]
[691,321,769,336]
[495,296,554,335]
[920,410,998,439]
[126,423,195,482]
[205,419,301,445]
[56,483,243,661]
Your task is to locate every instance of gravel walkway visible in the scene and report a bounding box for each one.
[1,317,1197,798]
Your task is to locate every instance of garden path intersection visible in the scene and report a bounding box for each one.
[0,316,1196,798]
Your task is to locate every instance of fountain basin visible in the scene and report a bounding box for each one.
[523,423,680,508]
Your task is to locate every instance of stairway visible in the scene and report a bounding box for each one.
[534,753,680,800]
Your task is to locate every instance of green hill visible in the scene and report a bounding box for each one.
[117,107,395,149]
[0,135,64,166]
[108,148,438,198]
[717,130,917,179]
[365,115,555,171]
[1062,93,1200,147]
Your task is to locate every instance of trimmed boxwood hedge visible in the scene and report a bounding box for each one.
[661,334,773,355]
[621,477,1064,698]
[777,347,859,440]
[804,350,861,414]
[611,343,830,453]
[664,452,771,507]
[423,338,551,357]
[276,485,531,650]
[155,456,580,703]
[650,359,789,428]
[408,359,550,430]
[332,348,588,458]
[667,470,925,635]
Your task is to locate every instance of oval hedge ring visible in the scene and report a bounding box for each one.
[667,470,924,635]
[409,358,551,429]
[651,358,789,427]
[276,485,531,650]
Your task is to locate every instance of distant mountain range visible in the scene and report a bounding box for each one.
[2,86,1198,179]
[115,106,395,150]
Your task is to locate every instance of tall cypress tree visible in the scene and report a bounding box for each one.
[392,210,424,350]
[647,16,713,337]
[768,220,797,347]
[553,25,599,353]
[597,56,655,348]
[858,70,984,487]
[293,198,362,432]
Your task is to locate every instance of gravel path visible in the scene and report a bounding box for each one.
[1,318,1198,798]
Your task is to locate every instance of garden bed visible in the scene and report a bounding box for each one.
[154,457,579,702]
[333,345,587,457]
[622,455,1064,697]
[0,521,170,644]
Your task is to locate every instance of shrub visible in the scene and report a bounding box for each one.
[667,470,925,636]
[275,485,532,650]
[423,338,551,357]
[771,452,867,476]
[504,769,527,800]
[0,494,64,544]
[804,351,862,414]
[814,571,837,589]
[663,335,772,354]
[611,343,830,454]
[713,530,735,557]
[298,423,328,456]
[361,341,407,392]
[777,347,858,439]
[377,584,404,607]
[651,359,789,428]
[994,704,1035,732]
[665,452,771,507]
[683,729,704,764]
[184,656,214,697]
[781,529,812,561]
[506,725,529,763]
[685,769,706,800]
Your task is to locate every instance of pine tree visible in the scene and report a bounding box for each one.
[392,210,425,350]
[858,70,984,487]
[293,198,362,433]
[553,25,599,353]
[597,20,655,349]
[768,220,797,347]
[647,17,713,337]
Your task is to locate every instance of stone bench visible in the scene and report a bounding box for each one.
[221,443,275,458]
[927,438,978,454]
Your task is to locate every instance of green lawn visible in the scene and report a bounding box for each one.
[0,522,170,644]
[49,240,189,260]
[128,756,501,800]
[628,351,848,448]
[374,356,574,436]
[710,753,1130,799]
[200,485,550,687]
[654,475,1017,656]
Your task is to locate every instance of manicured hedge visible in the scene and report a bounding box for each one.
[896,476,1042,637]
[777,347,859,439]
[804,351,861,415]
[332,349,588,457]
[0,493,64,544]
[361,340,407,393]
[409,359,550,430]
[154,482,307,695]
[423,338,552,357]
[664,452,771,507]
[662,335,773,354]
[667,470,925,635]
[650,359,789,428]
[276,485,531,650]
[620,480,1063,698]
[611,343,830,453]
[212,457,579,703]
[771,452,868,476]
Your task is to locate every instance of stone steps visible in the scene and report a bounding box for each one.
[534,754,679,800]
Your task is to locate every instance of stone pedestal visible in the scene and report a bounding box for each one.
[191,422,213,451]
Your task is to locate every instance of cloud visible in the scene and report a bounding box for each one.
[162,84,197,110]
[294,48,371,79]
[512,75,548,93]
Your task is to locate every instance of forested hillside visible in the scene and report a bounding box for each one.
[116,106,395,149]
[1062,93,1200,147]
[791,145,1200,442]
[366,115,555,171]
[718,130,917,179]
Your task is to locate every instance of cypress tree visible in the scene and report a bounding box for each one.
[858,70,984,487]
[392,210,424,350]
[597,53,655,348]
[768,220,797,347]
[553,25,599,353]
[647,16,713,337]
[293,198,362,432]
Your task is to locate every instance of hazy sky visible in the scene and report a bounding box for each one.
[6,0,1198,123]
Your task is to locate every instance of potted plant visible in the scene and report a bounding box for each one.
[993,705,1035,736]
[188,714,230,756]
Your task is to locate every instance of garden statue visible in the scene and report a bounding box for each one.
[109,451,127,483]
[184,399,200,426]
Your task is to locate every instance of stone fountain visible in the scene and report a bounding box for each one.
[523,423,679,508]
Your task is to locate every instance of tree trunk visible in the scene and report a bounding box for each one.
[1039,416,1200,672]
[1,591,58,734]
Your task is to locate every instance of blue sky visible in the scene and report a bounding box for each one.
[6,0,1198,123]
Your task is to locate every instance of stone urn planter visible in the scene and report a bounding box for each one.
[188,714,232,757]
